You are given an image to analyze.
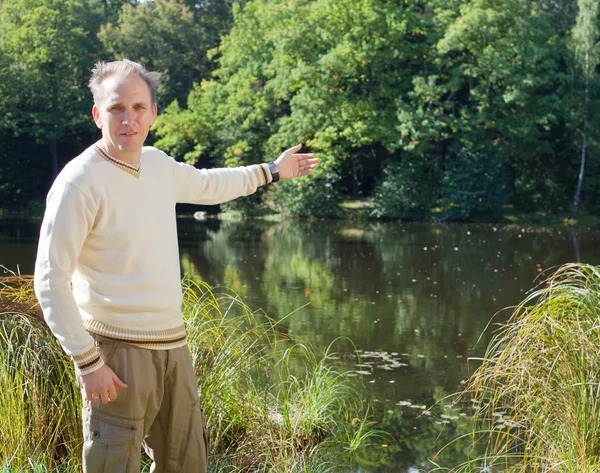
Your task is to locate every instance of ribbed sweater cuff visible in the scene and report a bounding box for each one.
[72,346,104,375]
[248,163,272,187]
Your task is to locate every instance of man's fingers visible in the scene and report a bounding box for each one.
[107,384,118,403]
[300,163,319,170]
[285,144,302,155]
[298,159,320,173]
[86,387,121,405]
[81,371,127,405]
[275,145,319,179]
[113,373,128,389]
[299,165,318,176]
[87,391,102,404]
[99,391,111,405]
[298,158,319,166]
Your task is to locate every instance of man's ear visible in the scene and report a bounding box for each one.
[92,104,102,129]
[150,102,158,126]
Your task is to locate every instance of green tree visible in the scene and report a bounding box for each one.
[440,148,508,220]
[570,0,600,217]
[0,0,102,178]
[181,0,244,51]
[154,0,426,217]
[99,0,241,108]
[394,0,571,217]
[372,159,439,220]
[97,0,134,23]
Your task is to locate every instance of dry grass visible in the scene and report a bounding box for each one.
[0,274,41,317]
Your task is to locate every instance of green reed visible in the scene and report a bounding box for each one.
[441,263,600,472]
[0,313,82,471]
[182,280,377,472]
[1,275,375,472]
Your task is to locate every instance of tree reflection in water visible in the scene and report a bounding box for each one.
[176,219,600,471]
[2,218,600,470]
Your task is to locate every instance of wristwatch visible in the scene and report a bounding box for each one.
[267,162,280,183]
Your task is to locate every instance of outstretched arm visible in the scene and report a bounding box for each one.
[170,144,320,205]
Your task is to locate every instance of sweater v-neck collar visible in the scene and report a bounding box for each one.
[93,142,141,179]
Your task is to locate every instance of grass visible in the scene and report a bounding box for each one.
[183,280,380,471]
[0,274,378,472]
[0,313,81,471]
[435,263,600,472]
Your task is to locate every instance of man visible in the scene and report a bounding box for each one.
[34,59,319,473]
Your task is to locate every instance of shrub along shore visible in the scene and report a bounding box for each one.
[0,274,379,472]
[6,200,600,231]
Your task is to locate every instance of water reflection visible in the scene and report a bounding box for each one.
[2,218,600,471]
[175,219,600,470]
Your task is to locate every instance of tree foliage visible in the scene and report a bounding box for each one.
[0,0,598,220]
[154,0,424,216]
[0,0,102,179]
[99,0,231,108]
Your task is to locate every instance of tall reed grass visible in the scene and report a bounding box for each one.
[183,280,378,471]
[0,275,376,472]
[440,263,600,473]
[0,274,81,472]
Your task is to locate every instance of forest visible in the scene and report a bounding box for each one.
[0,0,598,220]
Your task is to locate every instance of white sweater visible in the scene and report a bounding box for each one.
[34,144,272,375]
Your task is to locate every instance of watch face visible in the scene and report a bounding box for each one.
[268,162,279,182]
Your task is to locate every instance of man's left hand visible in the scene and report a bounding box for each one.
[274,144,320,180]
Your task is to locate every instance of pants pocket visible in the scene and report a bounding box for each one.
[83,414,136,473]
[93,334,121,366]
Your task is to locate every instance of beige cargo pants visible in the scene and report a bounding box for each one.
[80,334,208,473]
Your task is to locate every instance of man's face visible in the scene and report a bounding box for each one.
[92,74,157,163]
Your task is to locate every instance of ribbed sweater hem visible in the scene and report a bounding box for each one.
[82,316,188,350]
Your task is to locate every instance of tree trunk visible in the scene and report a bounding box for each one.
[572,50,589,219]
[50,140,59,178]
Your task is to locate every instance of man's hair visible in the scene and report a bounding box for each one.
[89,59,161,105]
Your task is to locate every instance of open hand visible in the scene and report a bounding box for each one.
[274,144,320,180]
[80,364,127,405]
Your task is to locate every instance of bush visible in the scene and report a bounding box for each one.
[220,189,273,217]
[272,174,342,219]
[372,159,438,220]
[440,148,509,221]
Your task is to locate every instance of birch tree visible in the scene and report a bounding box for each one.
[571,0,600,217]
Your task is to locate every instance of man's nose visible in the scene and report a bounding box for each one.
[122,110,133,124]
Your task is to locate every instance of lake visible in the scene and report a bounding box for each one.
[2,217,600,471]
